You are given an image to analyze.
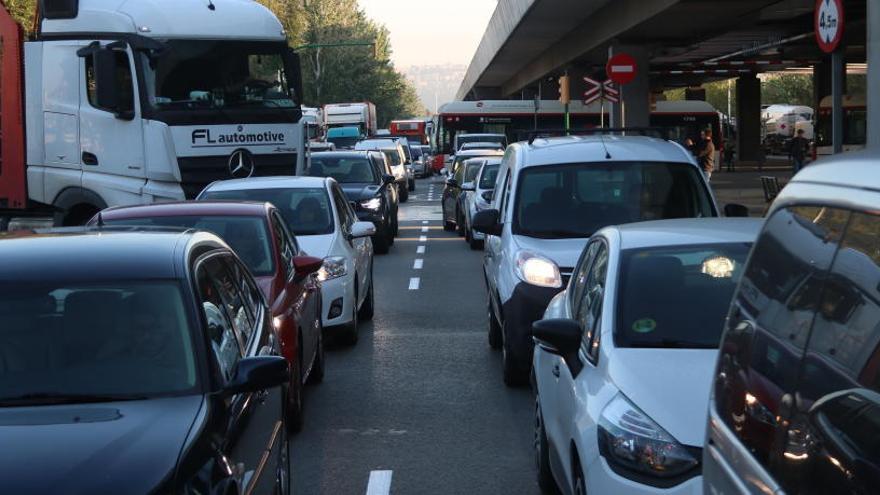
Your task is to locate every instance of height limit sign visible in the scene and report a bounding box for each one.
[815,0,844,53]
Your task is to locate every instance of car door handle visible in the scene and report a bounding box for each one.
[82,152,99,166]
[552,364,560,378]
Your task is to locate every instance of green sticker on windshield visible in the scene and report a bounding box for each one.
[632,318,656,334]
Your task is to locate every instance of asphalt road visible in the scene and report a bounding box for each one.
[291,175,538,495]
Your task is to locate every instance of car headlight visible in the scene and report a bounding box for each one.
[359,197,382,210]
[598,394,699,479]
[317,256,347,282]
[514,251,562,288]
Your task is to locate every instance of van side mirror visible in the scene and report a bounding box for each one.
[472,209,502,237]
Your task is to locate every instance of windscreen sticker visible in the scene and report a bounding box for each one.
[632,318,657,334]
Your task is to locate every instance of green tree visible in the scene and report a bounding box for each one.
[761,74,812,106]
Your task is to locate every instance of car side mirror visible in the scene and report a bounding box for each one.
[461,181,476,192]
[223,356,289,395]
[293,255,323,277]
[350,221,376,239]
[382,174,395,185]
[472,209,502,236]
[533,319,582,363]
[724,203,750,217]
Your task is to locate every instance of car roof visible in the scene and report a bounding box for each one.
[203,176,330,192]
[455,149,505,158]
[463,142,503,147]
[100,201,272,220]
[517,135,694,168]
[600,218,763,251]
[0,229,223,282]
[311,151,372,159]
[790,149,880,193]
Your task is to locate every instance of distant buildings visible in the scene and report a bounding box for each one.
[403,64,467,113]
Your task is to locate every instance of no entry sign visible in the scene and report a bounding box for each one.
[815,0,844,53]
[606,53,637,85]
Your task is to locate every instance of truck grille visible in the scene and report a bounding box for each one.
[178,153,297,199]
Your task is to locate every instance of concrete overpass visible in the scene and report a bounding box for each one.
[457,0,874,159]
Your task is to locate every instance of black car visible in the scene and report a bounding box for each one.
[0,229,295,495]
[308,151,399,254]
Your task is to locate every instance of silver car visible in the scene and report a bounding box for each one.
[461,158,501,250]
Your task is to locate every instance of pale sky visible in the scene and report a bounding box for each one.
[358,0,497,69]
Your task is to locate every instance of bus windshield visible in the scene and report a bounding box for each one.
[815,108,867,147]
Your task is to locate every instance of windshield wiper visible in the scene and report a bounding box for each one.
[0,392,148,406]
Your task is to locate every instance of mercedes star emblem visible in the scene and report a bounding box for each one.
[228,149,255,179]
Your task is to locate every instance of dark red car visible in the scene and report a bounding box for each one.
[89,201,323,431]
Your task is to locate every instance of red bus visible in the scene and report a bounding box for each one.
[389,119,429,145]
[432,99,724,171]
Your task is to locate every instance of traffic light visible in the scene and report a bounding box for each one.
[558,75,570,105]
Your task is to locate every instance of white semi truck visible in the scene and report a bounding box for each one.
[0,0,308,229]
[323,102,377,137]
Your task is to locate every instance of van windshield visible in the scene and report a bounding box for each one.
[513,162,715,239]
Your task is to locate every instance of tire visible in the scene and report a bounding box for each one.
[358,270,375,321]
[373,229,390,254]
[469,234,484,250]
[456,211,466,237]
[287,359,305,432]
[488,299,502,350]
[408,178,416,192]
[535,397,557,494]
[399,186,409,203]
[307,320,325,385]
[275,423,291,495]
[341,292,359,346]
[502,320,529,387]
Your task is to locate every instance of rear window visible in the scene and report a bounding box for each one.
[616,243,752,349]
[513,161,715,238]
[104,215,275,276]
[201,188,334,236]
[308,156,378,184]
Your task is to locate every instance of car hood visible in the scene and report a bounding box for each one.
[340,183,383,201]
[607,348,718,447]
[297,233,335,260]
[0,395,203,494]
[513,235,588,270]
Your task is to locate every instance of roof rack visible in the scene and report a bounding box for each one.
[523,127,669,145]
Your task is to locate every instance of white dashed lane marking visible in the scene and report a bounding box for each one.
[417,245,426,254]
[419,235,427,242]
[366,470,393,495]
[413,259,424,270]
[408,277,420,290]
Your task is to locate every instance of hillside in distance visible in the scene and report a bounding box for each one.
[403,64,467,114]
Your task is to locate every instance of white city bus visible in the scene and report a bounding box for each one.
[815,94,866,157]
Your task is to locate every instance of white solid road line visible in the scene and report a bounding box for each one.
[414,259,424,270]
[366,470,393,495]
[419,235,427,242]
[408,277,420,290]
[417,245,426,254]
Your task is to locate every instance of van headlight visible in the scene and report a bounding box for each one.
[317,256,347,281]
[598,394,699,479]
[514,251,562,288]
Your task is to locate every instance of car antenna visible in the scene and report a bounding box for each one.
[599,133,612,160]
[207,0,216,10]
[96,211,105,228]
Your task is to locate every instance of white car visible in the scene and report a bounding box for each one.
[461,157,501,249]
[533,218,762,495]
[472,134,727,387]
[199,176,376,345]
[355,139,410,202]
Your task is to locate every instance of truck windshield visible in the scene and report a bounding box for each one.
[140,40,299,122]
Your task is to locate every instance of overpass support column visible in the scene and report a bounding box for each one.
[736,74,761,163]
[609,46,650,129]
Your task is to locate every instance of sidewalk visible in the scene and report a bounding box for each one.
[709,159,795,216]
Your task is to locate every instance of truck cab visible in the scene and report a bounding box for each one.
[3,0,307,227]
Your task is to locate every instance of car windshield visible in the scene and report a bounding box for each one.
[465,162,484,182]
[479,164,500,189]
[327,136,360,149]
[0,281,198,403]
[140,40,297,112]
[201,188,334,236]
[103,216,275,276]
[309,156,378,184]
[616,243,752,349]
[514,162,715,239]
[383,150,403,167]
[410,146,423,159]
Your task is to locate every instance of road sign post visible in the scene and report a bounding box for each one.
[815,0,845,153]
[605,53,637,131]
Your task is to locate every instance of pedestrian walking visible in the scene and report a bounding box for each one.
[789,128,810,174]
[698,129,715,181]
